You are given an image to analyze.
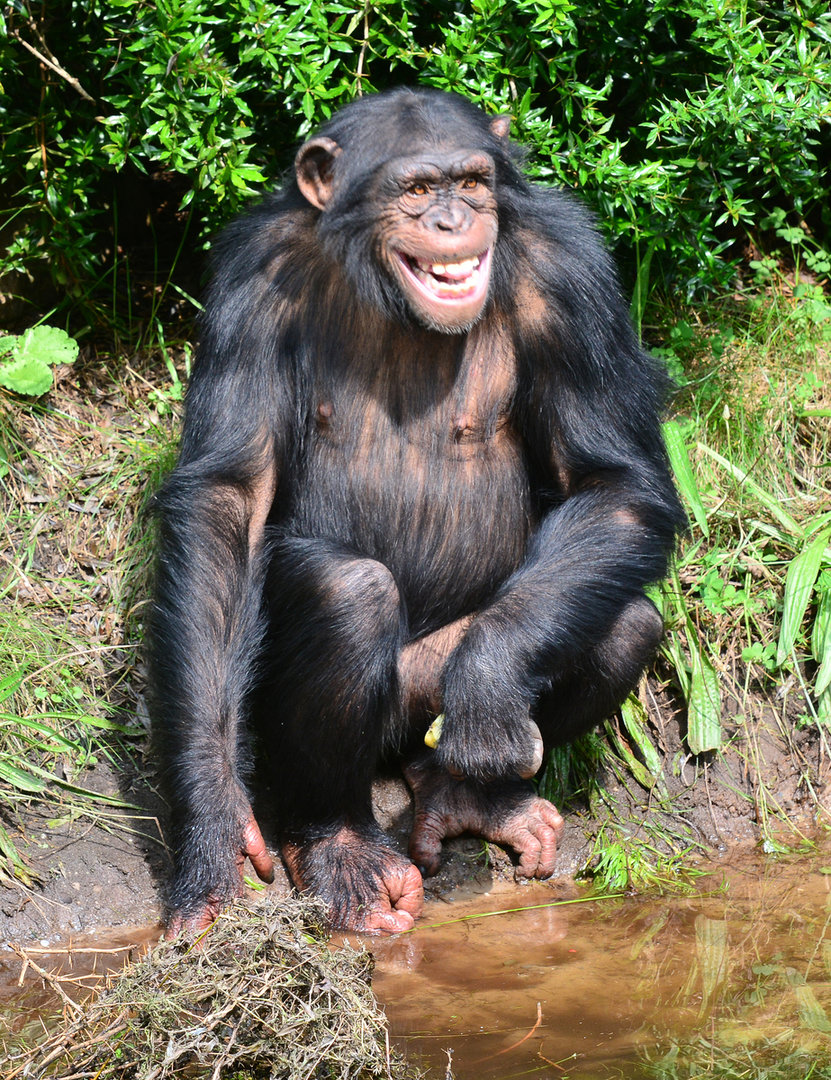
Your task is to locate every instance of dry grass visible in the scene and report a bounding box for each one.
[4,894,420,1080]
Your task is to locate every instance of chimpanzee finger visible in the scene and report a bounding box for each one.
[242,816,275,883]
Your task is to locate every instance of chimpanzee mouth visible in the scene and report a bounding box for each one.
[399,250,490,303]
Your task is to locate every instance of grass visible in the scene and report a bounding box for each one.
[0,350,181,885]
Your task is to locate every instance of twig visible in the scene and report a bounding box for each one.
[538,1049,575,1072]
[12,31,96,103]
[9,944,83,1018]
[474,1001,542,1063]
[356,4,371,95]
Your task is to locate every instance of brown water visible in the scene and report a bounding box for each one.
[4,851,831,1078]
[372,851,831,1078]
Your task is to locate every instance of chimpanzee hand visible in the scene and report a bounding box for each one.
[435,624,546,782]
[164,811,275,939]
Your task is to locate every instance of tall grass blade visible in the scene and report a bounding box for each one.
[697,442,803,538]
[777,528,830,668]
[664,421,709,538]
[687,639,722,754]
[812,570,831,697]
[0,822,34,887]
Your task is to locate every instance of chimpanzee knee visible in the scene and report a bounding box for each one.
[259,538,405,828]
[539,594,664,746]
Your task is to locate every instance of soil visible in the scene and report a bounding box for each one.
[1,689,826,945]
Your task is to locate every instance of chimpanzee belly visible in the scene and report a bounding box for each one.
[284,419,532,635]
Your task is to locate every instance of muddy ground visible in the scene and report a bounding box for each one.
[1,690,826,945]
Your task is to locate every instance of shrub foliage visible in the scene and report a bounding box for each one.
[1,0,829,324]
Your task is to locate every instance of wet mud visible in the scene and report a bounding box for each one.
[4,846,831,1078]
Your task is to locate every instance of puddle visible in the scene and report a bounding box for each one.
[3,851,831,1077]
[372,851,831,1078]
[0,925,159,1043]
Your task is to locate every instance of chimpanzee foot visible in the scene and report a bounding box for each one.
[282,826,424,934]
[164,814,275,939]
[404,755,564,879]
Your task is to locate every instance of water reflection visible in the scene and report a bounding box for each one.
[371,852,831,1078]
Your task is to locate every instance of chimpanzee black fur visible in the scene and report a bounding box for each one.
[151,87,684,935]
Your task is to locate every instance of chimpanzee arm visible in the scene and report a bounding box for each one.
[151,455,277,922]
[435,193,685,781]
[150,218,296,926]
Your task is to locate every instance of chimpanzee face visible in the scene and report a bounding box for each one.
[374,149,498,332]
[295,139,499,333]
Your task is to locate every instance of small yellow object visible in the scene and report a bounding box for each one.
[424,713,445,749]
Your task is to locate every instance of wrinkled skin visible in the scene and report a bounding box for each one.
[404,755,564,880]
[282,827,424,934]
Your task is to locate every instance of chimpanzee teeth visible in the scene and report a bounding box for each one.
[411,263,482,296]
[406,254,485,297]
[411,255,481,279]
[429,257,480,277]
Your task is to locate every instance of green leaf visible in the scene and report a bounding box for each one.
[0,354,53,396]
[777,528,830,667]
[687,641,722,755]
[812,570,831,697]
[0,759,47,793]
[620,694,669,799]
[664,421,709,538]
[0,326,79,396]
[17,325,79,367]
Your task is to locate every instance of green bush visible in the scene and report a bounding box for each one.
[1,0,829,332]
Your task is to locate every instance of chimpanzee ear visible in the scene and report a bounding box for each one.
[489,115,512,140]
[295,137,342,210]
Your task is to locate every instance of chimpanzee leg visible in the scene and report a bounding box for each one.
[536,594,664,746]
[262,536,423,932]
[405,593,662,878]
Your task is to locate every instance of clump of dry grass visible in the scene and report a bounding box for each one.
[6,895,420,1080]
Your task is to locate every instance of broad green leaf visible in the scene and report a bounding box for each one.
[16,325,79,367]
[693,916,728,1015]
[604,719,656,792]
[777,528,830,667]
[0,759,47,793]
[687,640,722,754]
[620,694,669,799]
[664,421,709,537]
[0,354,53,396]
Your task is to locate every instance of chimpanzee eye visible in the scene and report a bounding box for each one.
[461,177,481,190]
[408,183,429,197]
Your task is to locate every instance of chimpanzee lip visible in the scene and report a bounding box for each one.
[398,249,491,304]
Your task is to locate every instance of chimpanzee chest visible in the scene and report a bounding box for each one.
[285,349,532,628]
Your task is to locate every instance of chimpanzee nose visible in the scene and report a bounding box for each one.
[425,204,469,232]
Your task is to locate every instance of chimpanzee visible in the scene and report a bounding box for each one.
[151,87,684,935]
